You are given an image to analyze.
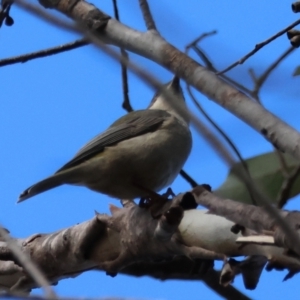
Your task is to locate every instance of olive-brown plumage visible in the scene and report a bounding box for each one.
[18,77,192,202]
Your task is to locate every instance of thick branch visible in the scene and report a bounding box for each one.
[1,191,300,293]
[35,0,300,160]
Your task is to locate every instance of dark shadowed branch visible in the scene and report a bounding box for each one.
[249,46,296,101]
[191,44,251,95]
[112,0,132,112]
[185,35,255,204]
[217,19,300,74]
[0,39,88,67]
[179,169,198,188]
[185,30,217,51]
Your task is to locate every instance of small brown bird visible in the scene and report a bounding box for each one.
[18,77,192,202]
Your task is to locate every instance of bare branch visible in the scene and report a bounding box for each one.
[15,0,300,262]
[0,226,56,298]
[185,32,251,95]
[190,43,252,97]
[179,169,198,188]
[185,30,217,51]
[186,85,257,205]
[120,50,132,112]
[138,0,157,31]
[250,46,296,100]
[2,193,300,293]
[186,85,249,174]
[0,39,88,67]
[112,0,132,112]
[217,19,300,75]
[20,0,300,162]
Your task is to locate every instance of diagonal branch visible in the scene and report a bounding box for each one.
[186,85,257,205]
[179,169,198,188]
[218,19,300,75]
[185,31,217,51]
[249,46,296,100]
[0,39,88,67]
[191,45,252,96]
[21,0,300,162]
[15,0,300,259]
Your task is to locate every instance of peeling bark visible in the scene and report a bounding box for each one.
[1,190,300,293]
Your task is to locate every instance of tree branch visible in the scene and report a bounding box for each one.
[249,46,296,101]
[1,190,300,294]
[28,0,300,161]
[0,226,56,298]
[15,0,300,259]
[217,19,300,75]
[112,0,132,112]
[0,39,88,67]
[138,0,157,31]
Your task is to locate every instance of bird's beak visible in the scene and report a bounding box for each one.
[168,76,180,92]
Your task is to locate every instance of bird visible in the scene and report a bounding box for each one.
[18,76,192,203]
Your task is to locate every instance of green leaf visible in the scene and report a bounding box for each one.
[214,152,300,205]
[293,66,300,76]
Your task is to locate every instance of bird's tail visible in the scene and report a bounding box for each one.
[18,170,76,203]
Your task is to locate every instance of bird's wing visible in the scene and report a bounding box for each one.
[55,109,170,172]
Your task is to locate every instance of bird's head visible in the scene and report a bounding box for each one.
[148,76,189,123]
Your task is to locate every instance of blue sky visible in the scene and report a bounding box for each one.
[1,0,300,299]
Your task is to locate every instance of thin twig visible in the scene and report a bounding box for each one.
[250,46,296,100]
[185,30,217,51]
[179,169,198,188]
[120,50,132,112]
[185,36,255,204]
[217,18,300,75]
[191,45,252,100]
[112,0,132,112]
[186,85,257,205]
[0,225,56,298]
[185,32,252,97]
[15,0,300,259]
[0,39,88,67]
[186,85,248,172]
[277,165,300,208]
[138,0,157,31]
[190,35,297,209]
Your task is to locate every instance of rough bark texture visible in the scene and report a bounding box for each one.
[1,189,300,293]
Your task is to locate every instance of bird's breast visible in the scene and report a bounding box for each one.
[85,116,192,198]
